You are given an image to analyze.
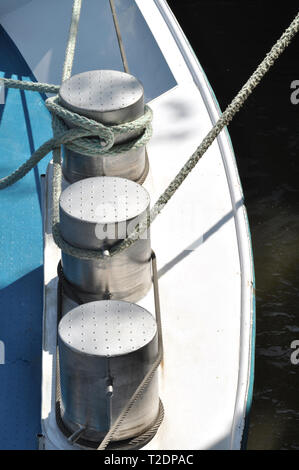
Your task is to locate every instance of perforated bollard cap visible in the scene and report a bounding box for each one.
[59,70,144,125]
[59,176,150,249]
[58,300,157,357]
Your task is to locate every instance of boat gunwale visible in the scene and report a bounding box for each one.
[150,0,256,449]
[0,0,255,450]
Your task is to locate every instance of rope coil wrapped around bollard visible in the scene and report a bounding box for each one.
[0,78,153,262]
[0,0,299,450]
[1,9,299,259]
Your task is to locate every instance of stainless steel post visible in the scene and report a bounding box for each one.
[58,300,159,442]
[59,176,152,303]
[59,70,147,183]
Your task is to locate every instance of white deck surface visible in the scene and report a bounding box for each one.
[1,0,254,450]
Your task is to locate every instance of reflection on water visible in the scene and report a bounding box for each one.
[168,0,299,449]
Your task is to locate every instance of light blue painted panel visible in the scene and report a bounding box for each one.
[0,25,52,449]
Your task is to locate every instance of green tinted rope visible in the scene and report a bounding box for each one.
[0,83,153,191]
[0,10,298,261]
[108,10,299,257]
[54,9,299,261]
[62,0,82,82]
[0,78,59,94]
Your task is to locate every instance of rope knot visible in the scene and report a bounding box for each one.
[45,94,153,158]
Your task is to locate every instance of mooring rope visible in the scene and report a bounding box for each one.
[56,252,164,451]
[0,7,298,263]
[0,0,298,452]
[97,251,164,450]
[62,0,82,82]
[0,86,152,187]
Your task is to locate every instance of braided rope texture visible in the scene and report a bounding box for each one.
[96,251,164,450]
[0,83,153,189]
[0,11,298,261]
[56,261,163,450]
[62,0,82,82]
[55,397,164,450]
[0,0,163,453]
[97,350,163,450]
[50,9,299,261]
[1,0,297,453]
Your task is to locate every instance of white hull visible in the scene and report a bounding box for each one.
[1,0,255,450]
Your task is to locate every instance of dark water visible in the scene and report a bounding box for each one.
[167,0,299,450]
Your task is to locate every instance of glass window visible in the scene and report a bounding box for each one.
[114,0,177,102]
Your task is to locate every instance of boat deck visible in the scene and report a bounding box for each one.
[0,0,255,450]
[0,25,52,449]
